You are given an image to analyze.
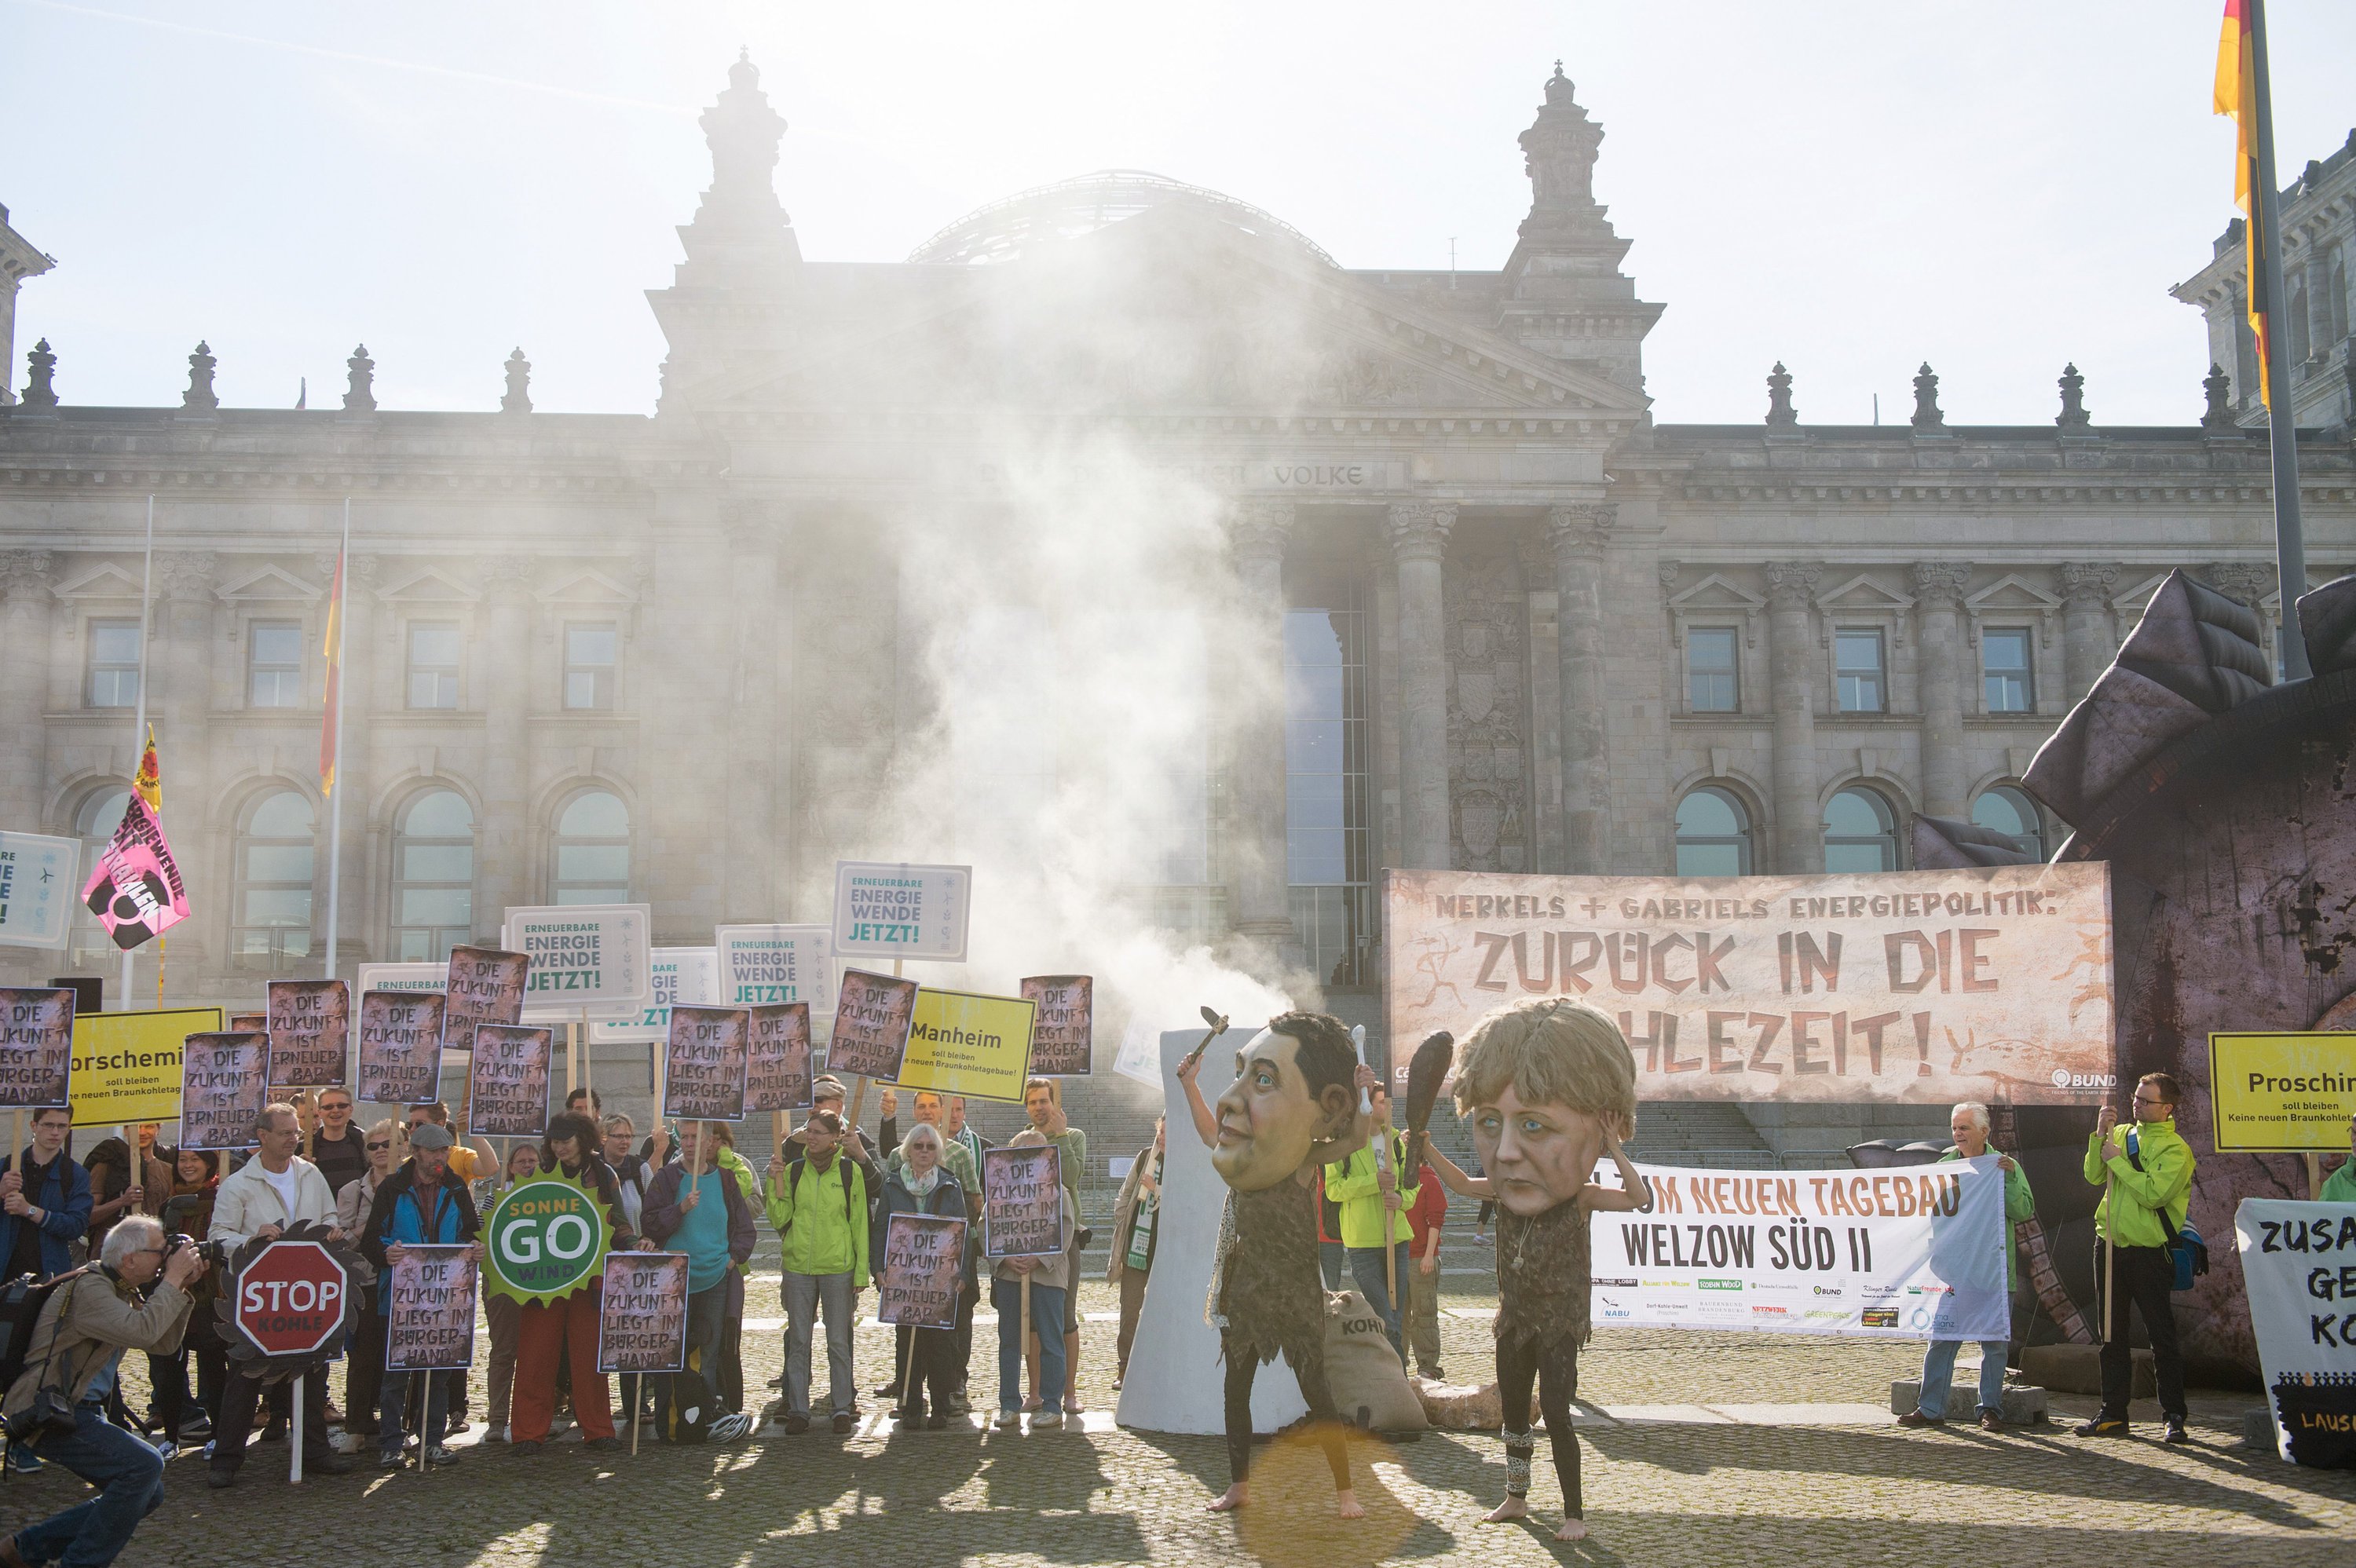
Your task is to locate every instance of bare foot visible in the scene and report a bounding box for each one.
[1483,1497,1529,1524]
[1335,1487,1365,1520]
[1208,1483,1247,1513]
[1554,1519,1590,1542]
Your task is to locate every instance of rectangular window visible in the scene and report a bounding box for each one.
[407,623,460,710]
[1686,627,1740,712]
[86,620,141,709]
[1835,629,1885,713]
[563,623,617,711]
[247,621,305,708]
[1982,628,2033,712]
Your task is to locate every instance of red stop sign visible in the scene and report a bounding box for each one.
[232,1240,349,1358]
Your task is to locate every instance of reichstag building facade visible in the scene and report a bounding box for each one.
[1,59,2351,1045]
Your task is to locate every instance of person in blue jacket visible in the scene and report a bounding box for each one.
[0,1107,94,1283]
[358,1123,482,1469]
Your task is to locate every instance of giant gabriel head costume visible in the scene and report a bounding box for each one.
[1454,997,1637,1216]
[1209,1010,1360,1192]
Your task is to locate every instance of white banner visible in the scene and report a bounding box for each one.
[502,904,651,1021]
[592,948,718,1046]
[2235,1199,2356,1467]
[1385,865,2116,1106]
[831,861,971,963]
[1590,1157,2011,1339]
[0,832,77,950]
[354,963,447,996]
[715,924,836,1015]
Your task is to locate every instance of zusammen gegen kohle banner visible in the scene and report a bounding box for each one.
[1589,1157,2011,1339]
[1385,864,2114,1106]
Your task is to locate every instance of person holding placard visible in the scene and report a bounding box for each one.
[509,1113,637,1457]
[990,1130,1076,1431]
[1323,1082,1420,1365]
[872,1124,970,1427]
[479,1143,543,1445]
[1900,1103,2036,1432]
[2075,1072,2197,1445]
[874,1091,979,1409]
[1,1109,93,1285]
[1019,1080,1087,1415]
[642,1123,757,1427]
[1107,1120,1163,1390]
[766,1112,869,1435]
[359,1123,483,1469]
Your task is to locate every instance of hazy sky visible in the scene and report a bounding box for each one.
[3,0,2351,424]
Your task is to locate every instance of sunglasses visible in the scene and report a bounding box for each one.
[320,1103,352,1113]
[365,1139,392,1152]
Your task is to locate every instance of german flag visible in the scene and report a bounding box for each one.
[2214,0,2271,404]
[133,724,160,814]
[319,546,343,795]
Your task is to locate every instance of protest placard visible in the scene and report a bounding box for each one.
[877,1212,967,1329]
[746,1003,812,1113]
[0,989,76,1110]
[70,1007,217,1127]
[503,904,652,1022]
[1383,864,2117,1105]
[265,979,349,1090]
[831,862,971,963]
[384,1245,480,1372]
[663,1006,748,1123]
[355,962,446,998]
[1020,975,1092,1076]
[181,1031,269,1151]
[597,1252,690,1375]
[0,832,77,950]
[466,1024,554,1138]
[593,948,717,1047]
[79,795,187,952]
[357,991,445,1108]
[715,925,836,1014]
[825,968,918,1084]
[898,988,1035,1104]
[483,1175,612,1305]
[2209,1034,2356,1152]
[444,946,528,1051]
[228,1014,267,1032]
[2237,1198,2356,1466]
[982,1144,1063,1259]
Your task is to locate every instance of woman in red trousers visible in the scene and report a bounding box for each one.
[509,1111,641,1456]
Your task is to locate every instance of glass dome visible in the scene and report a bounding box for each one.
[907,170,1337,269]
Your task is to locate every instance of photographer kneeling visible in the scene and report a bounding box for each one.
[0,1215,205,1568]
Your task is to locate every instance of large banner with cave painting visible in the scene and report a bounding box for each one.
[1383,864,2113,1105]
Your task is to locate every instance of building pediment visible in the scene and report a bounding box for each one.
[1964,573,2062,616]
[49,561,145,599]
[372,566,479,603]
[681,203,1645,422]
[215,563,323,602]
[536,568,638,606]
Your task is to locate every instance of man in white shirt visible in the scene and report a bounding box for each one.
[205,1104,351,1487]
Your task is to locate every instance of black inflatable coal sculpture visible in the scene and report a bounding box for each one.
[1912,568,2356,1375]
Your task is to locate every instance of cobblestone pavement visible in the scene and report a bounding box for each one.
[2,1270,2347,1568]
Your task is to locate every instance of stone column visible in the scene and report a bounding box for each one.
[1911,561,1971,818]
[2058,562,2118,703]
[1547,504,1613,872]
[726,516,784,923]
[1388,501,1458,870]
[155,550,217,964]
[1765,561,1823,875]
[0,551,51,832]
[477,556,534,930]
[1227,500,1297,953]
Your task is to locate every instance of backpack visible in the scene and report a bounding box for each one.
[657,1360,715,1445]
[0,1267,90,1398]
[2125,1130,2208,1290]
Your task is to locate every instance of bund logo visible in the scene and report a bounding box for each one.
[2051,1069,2119,1090]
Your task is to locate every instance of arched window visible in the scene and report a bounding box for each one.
[232,790,316,970]
[1971,784,2047,861]
[1674,787,1753,877]
[68,786,132,966]
[393,789,474,961]
[552,790,630,905]
[1823,786,1900,873]
[2288,269,2311,364]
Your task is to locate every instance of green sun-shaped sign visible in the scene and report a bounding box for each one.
[484,1173,616,1306]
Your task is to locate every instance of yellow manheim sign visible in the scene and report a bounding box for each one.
[895,988,1037,1105]
[71,1007,223,1128]
[2209,1033,2356,1153]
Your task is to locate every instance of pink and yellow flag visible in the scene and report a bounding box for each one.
[2214,0,2271,404]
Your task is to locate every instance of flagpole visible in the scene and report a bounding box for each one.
[2248,0,2310,678]
[121,496,155,1011]
[324,498,349,988]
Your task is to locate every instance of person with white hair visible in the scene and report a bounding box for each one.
[0,1214,207,1568]
[1900,1102,2037,1432]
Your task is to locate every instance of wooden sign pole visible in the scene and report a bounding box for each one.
[630,1372,642,1455]
[2307,1151,2323,1202]
[290,1372,305,1484]
[1019,1271,1031,1424]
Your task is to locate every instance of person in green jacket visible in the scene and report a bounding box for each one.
[2321,1115,2356,1204]
[1900,1102,2036,1431]
[766,1113,869,1435]
[2075,1071,2195,1443]
[1323,1085,1419,1365]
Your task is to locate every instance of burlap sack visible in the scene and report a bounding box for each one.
[1413,1376,1503,1430]
[1321,1289,1428,1433]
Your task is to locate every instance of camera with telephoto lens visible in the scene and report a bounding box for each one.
[162,1234,229,1270]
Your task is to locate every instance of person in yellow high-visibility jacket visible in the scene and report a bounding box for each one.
[1323,1084,1418,1365]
